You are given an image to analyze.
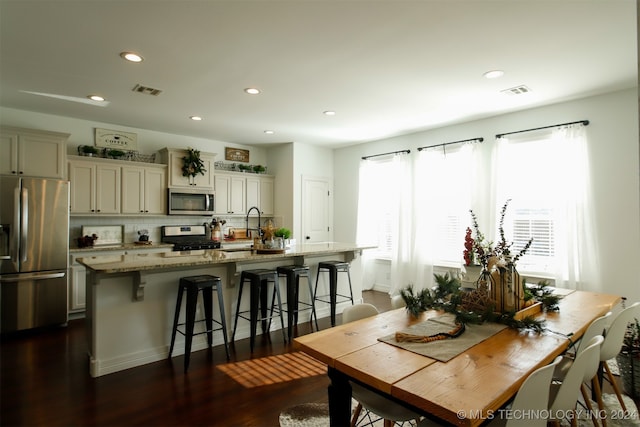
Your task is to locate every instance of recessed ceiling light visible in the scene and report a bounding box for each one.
[244,88,260,95]
[120,51,144,63]
[264,130,275,134]
[483,70,504,79]
[88,95,105,102]
[190,116,202,121]
[323,110,336,116]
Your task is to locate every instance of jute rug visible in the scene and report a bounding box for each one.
[279,394,640,427]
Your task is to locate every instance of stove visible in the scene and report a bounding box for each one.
[161,225,221,251]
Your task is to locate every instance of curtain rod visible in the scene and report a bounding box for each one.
[496,120,589,138]
[361,149,410,160]
[417,137,484,152]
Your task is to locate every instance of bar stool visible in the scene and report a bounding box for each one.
[232,268,287,352]
[313,260,354,326]
[169,274,230,373]
[277,265,319,340]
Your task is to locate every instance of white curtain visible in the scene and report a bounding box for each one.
[493,124,598,289]
[408,143,475,293]
[356,153,413,291]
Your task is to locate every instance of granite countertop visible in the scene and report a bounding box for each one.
[77,242,373,274]
[70,242,175,253]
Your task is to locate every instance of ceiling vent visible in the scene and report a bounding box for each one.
[132,84,163,96]
[501,85,531,96]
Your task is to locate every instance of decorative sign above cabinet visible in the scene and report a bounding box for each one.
[95,128,138,150]
[225,147,249,162]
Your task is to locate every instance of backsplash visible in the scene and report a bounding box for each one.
[70,214,281,245]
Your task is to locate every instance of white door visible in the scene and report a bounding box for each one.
[302,175,331,242]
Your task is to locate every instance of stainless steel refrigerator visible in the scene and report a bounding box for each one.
[0,176,69,332]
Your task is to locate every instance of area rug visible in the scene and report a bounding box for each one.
[279,394,639,427]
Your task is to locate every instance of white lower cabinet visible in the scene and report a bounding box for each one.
[69,247,171,314]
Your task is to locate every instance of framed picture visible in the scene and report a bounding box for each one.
[95,128,138,150]
[225,147,250,162]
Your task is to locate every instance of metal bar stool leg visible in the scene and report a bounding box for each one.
[306,272,319,330]
[329,266,338,326]
[169,283,184,357]
[183,285,199,372]
[215,281,230,359]
[345,265,354,305]
[249,276,261,352]
[273,271,287,343]
[202,286,213,347]
[231,273,245,342]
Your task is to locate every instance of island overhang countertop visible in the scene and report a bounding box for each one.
[78,242,373,274]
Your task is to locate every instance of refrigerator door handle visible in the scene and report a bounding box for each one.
[11,185,20,264]
[20,187,28,263]
[0,271,66,282]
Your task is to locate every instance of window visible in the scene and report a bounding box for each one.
[494,124,592,284]
[416,144,473,266]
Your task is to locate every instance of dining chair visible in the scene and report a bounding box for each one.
[548,335,605,427]
[553,311,612,381]
[418,356,563,427]
[593,301,640,413]
[342,303,422,427]
[391,294,406,309]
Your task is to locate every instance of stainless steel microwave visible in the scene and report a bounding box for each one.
[167,188,215,215]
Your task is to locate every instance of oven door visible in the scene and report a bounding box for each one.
[167,189,215,215]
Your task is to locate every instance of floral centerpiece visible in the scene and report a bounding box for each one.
[466,199,534,312]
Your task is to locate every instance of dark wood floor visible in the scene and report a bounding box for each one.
[0,291,392,427]
[2,290,634,427]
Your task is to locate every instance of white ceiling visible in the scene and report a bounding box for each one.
[0,0,636,149]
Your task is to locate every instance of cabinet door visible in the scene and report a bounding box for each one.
[260,177,274,215]
[69,161,96,213]
[121,166,145,214]
[144,167,166,214]
[18,133,66,178]
[0,131,19,176]
[229,175,246,215]
[166,150,214,189]
[214,174,231,214]
[246,176,260,211]
[69,263,86,312]
[191,153,215,188]
[95,164,121,214]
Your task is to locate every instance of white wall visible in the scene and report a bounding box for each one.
[334,88,640,302]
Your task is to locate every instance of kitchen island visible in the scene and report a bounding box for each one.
[78,242,372,377]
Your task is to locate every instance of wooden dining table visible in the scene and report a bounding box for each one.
[294,289,621,426]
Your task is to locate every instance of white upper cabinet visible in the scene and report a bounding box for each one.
[214,173,246,215]
[246,175,274,215]
[121,164,167,214]
[215,171,273,216]
[68,159,121,214]
[68,156,166,215]
[1,126,69,178]
[160,148,215,189]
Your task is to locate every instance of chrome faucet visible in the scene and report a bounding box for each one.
[245,206,263,241]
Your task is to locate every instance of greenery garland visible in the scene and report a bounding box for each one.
[400,273,555,333]
[182,148,207,178]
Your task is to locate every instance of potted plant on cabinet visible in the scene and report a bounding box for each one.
[79,145,99,157]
